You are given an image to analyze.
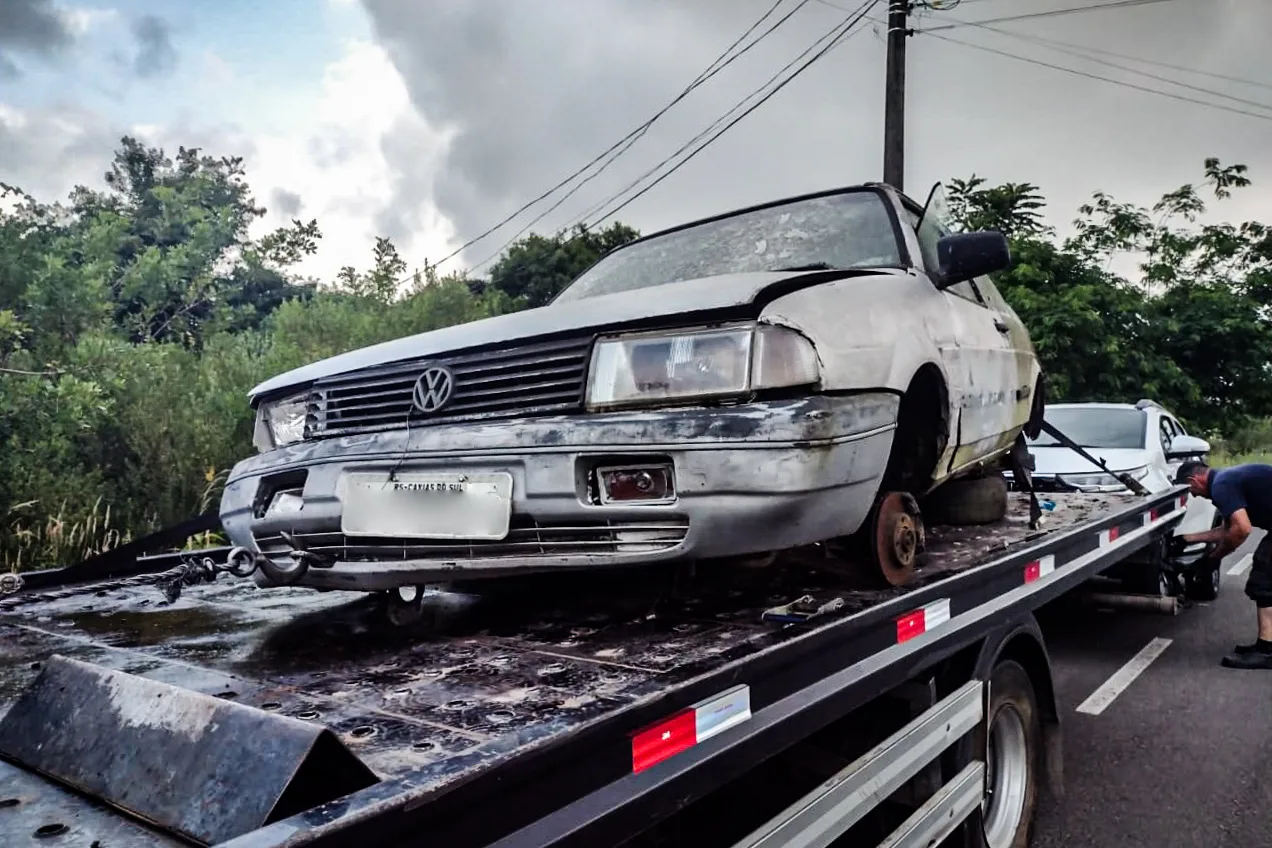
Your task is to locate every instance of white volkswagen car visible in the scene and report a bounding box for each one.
[220,182,1044,602]
[1024,399,1221,596]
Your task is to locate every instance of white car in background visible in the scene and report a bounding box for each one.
[1023,399,1222,597]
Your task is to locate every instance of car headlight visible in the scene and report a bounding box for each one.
[1059,465,1149,490]
[252,391,309,452]
[585,324,819,410]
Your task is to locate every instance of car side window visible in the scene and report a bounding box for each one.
[1158,416,1176,454]
[971,274,1010,311]
[906,208,984,305]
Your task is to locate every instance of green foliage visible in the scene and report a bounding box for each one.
[948,158,1272,437]
[1,135,1268,570]
[485,222,640,308]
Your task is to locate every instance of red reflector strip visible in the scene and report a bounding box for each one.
[1099,526,1121,547]
[631,685,751,773]
[632,710,695,773]
[1143,507,1161,527]
[1180,493,1189,508]
[1023,554,1056,584]
[896,598,951,644]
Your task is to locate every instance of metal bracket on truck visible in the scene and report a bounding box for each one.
[0,487,1190,847]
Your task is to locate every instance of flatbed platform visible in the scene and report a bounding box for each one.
[0,490,1183,847]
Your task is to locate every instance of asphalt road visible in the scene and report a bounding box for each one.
[1032,531,1271,848]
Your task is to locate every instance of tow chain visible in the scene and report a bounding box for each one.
[0,548,259,610]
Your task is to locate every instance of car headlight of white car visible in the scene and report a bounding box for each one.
[586,324,820,410]
[1058,465,1150,490]
[252,390,309,452]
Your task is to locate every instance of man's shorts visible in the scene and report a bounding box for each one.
[1245,533,1272,608]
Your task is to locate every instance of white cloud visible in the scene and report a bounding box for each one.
[196,49,234,94]
[238,39,457,281]
[63,6,117,36]
[0,37,457,286]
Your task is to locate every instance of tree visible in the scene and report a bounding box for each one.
[486,222,640,308]
[947,176,1050,240]
[950,158,1272,436]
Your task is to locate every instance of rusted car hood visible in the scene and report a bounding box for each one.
[250,268,893,401]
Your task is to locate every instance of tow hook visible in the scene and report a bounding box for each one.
[252,532,334,586]
[225,546,263,578]
[279,531,335,569]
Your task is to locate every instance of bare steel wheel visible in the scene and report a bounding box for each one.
[871,491,925,587]
[983,705,1028,845]
[972,660,1041,848]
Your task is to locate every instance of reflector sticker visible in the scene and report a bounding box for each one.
[895,598,951,644]
[631,685,752,773]
[1099,526,1121,547]
[1023,554,1057,584]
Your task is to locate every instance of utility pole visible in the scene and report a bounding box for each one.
[883,0,909,191]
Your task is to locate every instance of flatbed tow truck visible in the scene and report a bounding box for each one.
[0,486,1196,848]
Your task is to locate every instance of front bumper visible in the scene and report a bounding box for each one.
[219,394,899,591]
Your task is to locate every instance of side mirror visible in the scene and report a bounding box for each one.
[935,231,1010,288]
[1167,434,1210,459]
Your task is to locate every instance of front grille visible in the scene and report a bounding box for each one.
[305,336,592,439]
[254,517,689,565]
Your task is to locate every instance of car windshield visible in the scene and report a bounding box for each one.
[553,190,903,303]
[1029,407,1147,450]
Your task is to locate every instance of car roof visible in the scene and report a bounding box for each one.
[1045,402,1145,412]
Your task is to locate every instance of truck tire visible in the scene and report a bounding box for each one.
[971,660,1041,848]
[923,475,1010,527]
[1185,558,1221,601]
[1184,512,1224,601]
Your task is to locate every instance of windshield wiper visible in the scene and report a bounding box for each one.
[768,262,841,272]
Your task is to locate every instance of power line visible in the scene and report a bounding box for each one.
[923,30,1272,123]
[966,26,1272,93]
[965,22,1272,114]
[581,2,878,232]
[569,1,877,234]
[423,0,804,274]
[919,0,1188,31]
[465,0,818,271]
[465,0,878,274]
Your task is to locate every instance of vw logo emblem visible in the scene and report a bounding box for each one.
[412,365,454,414]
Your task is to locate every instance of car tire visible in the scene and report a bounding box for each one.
[923,475,1010,526]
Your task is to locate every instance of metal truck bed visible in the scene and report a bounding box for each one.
[0,490,1187,847]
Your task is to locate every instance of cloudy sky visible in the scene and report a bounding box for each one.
[1,0,1269,282]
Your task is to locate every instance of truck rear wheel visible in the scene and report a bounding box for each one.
[1185,559,1221,601]
[971,660,1040,848]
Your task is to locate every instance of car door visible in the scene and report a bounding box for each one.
[967,272,1039,436]
[909,190,1018,475]
[1159,413,1185,478]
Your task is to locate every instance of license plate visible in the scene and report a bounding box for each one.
[340,472,513,540]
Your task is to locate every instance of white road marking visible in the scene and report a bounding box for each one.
[1228,554,1253,577]
[1075,637,1173,716]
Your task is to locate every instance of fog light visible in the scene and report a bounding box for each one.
[597,465,675,504]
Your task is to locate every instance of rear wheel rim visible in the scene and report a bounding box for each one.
[982,704,1029,848]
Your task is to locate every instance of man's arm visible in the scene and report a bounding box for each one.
[1182,525,1228,545]
[1211,508,1253,561]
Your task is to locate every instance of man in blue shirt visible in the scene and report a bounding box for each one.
[1177,461,1272,669]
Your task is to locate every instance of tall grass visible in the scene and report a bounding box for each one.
[3,498,128,572]
[1210,450,1272,467]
